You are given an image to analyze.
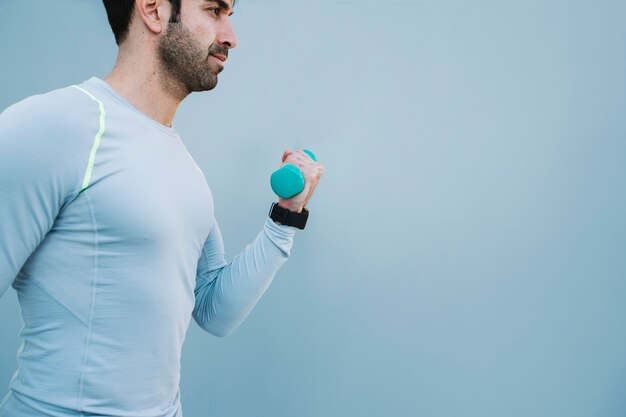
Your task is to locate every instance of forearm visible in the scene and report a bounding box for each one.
[192,218,296,336]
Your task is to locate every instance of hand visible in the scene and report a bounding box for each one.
[277,149,324,213]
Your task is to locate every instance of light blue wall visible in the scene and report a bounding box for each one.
[1,1,626,416]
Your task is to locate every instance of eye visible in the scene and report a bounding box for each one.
[208,7,220,16]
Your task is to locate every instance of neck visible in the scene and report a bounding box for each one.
[103,44,187,128]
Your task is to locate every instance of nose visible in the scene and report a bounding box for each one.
[217,17,237,50]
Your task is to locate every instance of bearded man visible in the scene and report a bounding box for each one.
[0,1,324,415]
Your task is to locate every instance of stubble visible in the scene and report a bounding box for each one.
[157,22,226,97]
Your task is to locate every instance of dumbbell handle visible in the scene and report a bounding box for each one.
[271,150,317,199]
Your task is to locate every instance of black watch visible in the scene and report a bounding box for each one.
[269,203,309,230]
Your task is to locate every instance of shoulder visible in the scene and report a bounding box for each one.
[1,83,99,133]
[0,81,105,158]
[0,82,105,191]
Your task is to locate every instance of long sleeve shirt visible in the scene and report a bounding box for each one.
[0,77,295,417]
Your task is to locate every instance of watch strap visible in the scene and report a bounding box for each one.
[269,203,309,230]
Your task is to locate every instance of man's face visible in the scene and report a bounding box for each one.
[157,0,237,93]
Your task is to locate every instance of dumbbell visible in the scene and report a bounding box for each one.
[270,150,317,199]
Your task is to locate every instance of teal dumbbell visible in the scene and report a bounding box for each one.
[271,150,317,199]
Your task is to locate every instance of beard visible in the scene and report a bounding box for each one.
[157,21,228,95]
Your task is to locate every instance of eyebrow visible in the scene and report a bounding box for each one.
[204,0,235,16]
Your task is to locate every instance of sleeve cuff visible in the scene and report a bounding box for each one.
[265,216,298,238]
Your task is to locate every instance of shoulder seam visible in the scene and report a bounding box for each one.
[72,85,106,192]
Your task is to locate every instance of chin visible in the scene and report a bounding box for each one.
[191,80,218,92]
[184,70,217,92]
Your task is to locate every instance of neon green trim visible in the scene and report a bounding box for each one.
[73,85,106,192]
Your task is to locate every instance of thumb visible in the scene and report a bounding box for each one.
[281,149,294,163]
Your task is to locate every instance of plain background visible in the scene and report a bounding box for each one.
[1,1,626,416]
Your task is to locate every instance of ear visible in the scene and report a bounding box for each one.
[135,0,170,36]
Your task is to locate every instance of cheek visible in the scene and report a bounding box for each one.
[195,30,218,51]
[187,19,218,46]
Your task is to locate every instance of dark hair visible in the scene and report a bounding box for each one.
[102,0,182,45]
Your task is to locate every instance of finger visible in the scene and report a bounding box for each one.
[296,150,316,162]
[300,163,324,206]
[284,152,317,169]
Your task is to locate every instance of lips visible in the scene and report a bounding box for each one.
[211,54,227,62]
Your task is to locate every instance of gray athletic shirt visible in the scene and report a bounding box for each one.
[0,77,296,416]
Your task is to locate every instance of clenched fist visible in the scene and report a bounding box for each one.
[277,149,324,213]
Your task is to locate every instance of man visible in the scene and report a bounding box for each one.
[0,0,324,415]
